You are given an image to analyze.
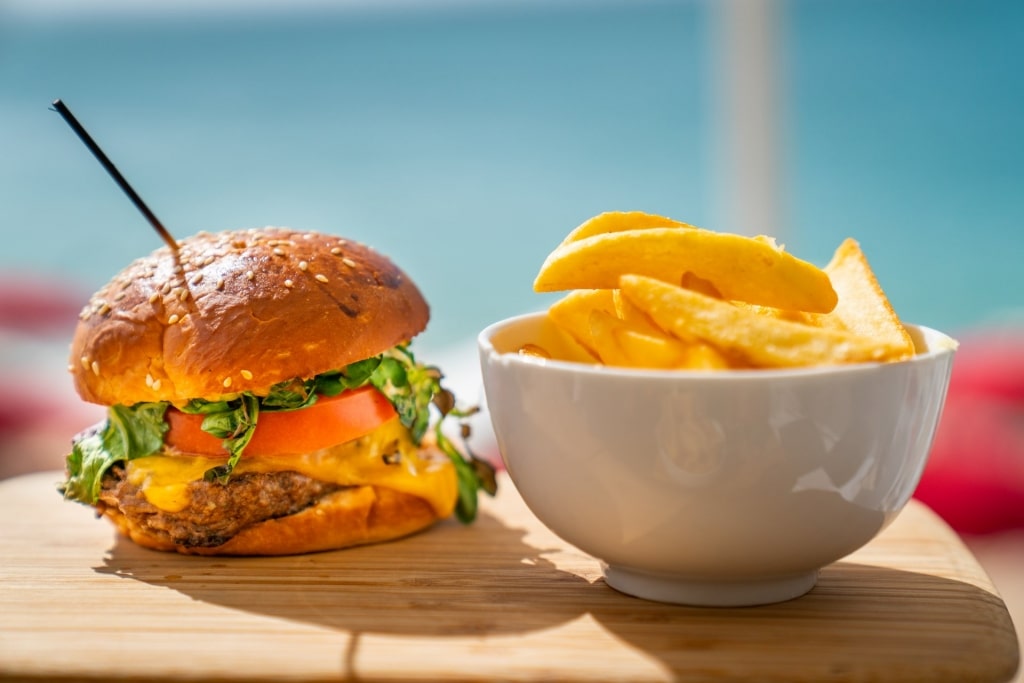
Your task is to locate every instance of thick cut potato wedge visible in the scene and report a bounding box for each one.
[619,275,908,367]
[547,289,616,358]
[535,228,838,314]
[821,238,915,360]
[588,310,683,368]
[558,211,695,246]
[588,310,731,370]
[612,289,677,338]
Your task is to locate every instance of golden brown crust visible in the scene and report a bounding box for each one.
[102,484,440,556]
[70,227,429,405]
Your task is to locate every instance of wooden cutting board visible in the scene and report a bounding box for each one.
[0,471,1018,682]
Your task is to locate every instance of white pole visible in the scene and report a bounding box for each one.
[711,0,783,239]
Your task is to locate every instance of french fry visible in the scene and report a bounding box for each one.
[619,275,907,368]
[734,301,819,326]
[547,289,617,358]
[821,238,914,360]
[588,310,675,368]
[678,343,735,370]
[588,310,731,370]
[612,289,674,338]
[558,210,695,246]
[534,228,838,314]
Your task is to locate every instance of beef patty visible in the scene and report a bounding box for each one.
[98,464,343,548]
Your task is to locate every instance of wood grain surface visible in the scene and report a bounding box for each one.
[0,471,1018,682]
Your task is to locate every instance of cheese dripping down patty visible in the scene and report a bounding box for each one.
[125,417,457,517]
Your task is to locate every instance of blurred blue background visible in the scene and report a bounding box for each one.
[1,0,1022,355]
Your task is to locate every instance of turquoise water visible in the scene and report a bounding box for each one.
[1,0,1022,353]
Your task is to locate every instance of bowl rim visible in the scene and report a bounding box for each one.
[478,310,958,381]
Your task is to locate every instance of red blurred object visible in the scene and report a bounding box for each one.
[914,328,1024,534]
[0,274,84,335]
[0,275,102,479]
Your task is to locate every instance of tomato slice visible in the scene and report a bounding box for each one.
[164,386,398,457]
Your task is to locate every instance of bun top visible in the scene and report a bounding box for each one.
[70,227,429,406]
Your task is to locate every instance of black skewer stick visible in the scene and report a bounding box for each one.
[51,99,179,255]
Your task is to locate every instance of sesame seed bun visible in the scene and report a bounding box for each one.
[69,227,430,406]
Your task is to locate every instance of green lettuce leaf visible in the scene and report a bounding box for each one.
[61,402,168,504]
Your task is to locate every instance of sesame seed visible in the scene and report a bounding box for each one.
[298,260,308,271]
[203,256,215,266]
[284,279,294,288]
[315,273,329,283]
[91,360,100,376]
[152,379,162,391]
[98,303,111,315]
[161,282,172,295]
[246,270,255,281]
[273,247,285,256]
[191,273,203,285]
[168,314,180,325]
[240,369,253,380]
[342,257,356,268]
[80,356,90,371]
[145,374,154,388]
[148,293,159,304]
[179,289,189,301]
[223,377,232,388]
[330,247,343,255]
[216,278,225,290]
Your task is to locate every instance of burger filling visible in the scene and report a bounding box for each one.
[104,416,457,547]
[62,345,496,535]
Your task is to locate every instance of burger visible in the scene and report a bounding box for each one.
[60,226,495,555]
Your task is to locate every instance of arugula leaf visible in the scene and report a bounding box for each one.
[433,407,498,524]
[199,394,259,483]
[335,357,382,388]
[368,348,432,442]
[61,403,168,504]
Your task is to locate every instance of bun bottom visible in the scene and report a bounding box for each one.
[102,485,441,556]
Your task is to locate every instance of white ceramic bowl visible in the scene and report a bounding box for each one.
[478,312,957,606]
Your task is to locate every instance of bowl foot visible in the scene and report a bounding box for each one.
[602,564,819,607]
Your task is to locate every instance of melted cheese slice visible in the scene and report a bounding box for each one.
[126,417,456,517]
